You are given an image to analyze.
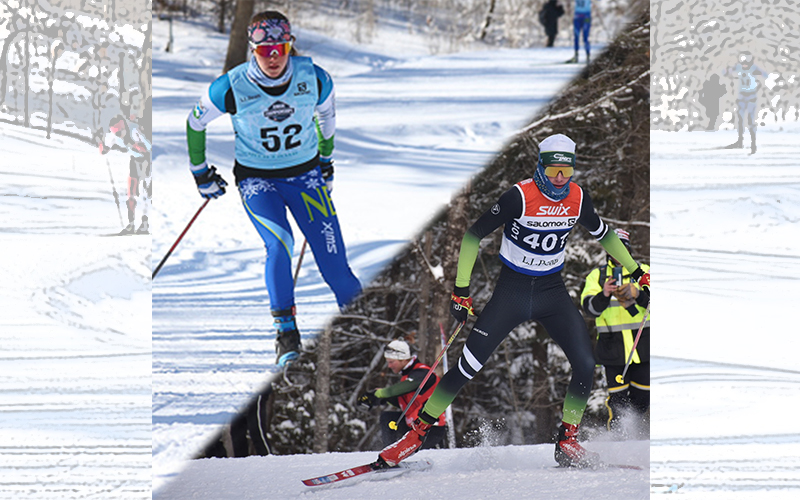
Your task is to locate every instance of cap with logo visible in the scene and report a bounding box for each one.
[533,133,576,201]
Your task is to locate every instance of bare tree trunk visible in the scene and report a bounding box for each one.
[531,333,557,443]
[417,231,431,361]
[218,0,227,34]
[479,0,497,41]
[437,182,471,374]
[313,326,332,453]
[47,42,63,139]
[23,23,30,128]
[223,0,255,73]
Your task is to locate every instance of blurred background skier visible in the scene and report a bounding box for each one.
[377,134,650,469]
[98,113,152,235]
[580,228,650,439]
[567,0,592,63]
[722,51,768,154]
[358,340,447,449]
[185,11,362,366]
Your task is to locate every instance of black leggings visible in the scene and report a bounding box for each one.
[424,265,596,422]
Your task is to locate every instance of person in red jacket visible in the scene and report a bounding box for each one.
[359,340,447,449]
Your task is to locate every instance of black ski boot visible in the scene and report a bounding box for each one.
[119,222,135,235]
[273,307,300,367]
[724,138,744,149]
[136,215,149,235]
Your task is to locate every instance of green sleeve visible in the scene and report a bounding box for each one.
[315,119,334,157]
[187,121,207,166]
[375,378,421,399]
[454,231,481,289]
[599,230,639,274]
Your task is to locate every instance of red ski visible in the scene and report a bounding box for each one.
[302,458,433,486]
[553,462,644,471]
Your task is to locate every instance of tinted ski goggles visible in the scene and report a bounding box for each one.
[109,119,126,134]
[251,42,292,58]
[543,165,574,177]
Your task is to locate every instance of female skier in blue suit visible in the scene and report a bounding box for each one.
[186,11,362,366]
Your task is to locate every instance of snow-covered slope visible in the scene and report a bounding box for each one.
[155,440,648,500]
[151,17,587,488]
[651,123,800,497]
[0,124,151,499]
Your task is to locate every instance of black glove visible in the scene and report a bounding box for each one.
[320,158,334,193]
[358,390,380,409]
[192,163,227,199]
[450,286,475,323]
[630,267,650,299]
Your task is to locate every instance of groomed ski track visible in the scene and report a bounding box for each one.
[652,125,800,498]
[0,125,151,499]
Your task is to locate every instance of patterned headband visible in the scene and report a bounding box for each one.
[248,18,292,45]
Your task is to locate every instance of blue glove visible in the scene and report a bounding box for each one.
[320,157,334,193]
[191,163,227,199]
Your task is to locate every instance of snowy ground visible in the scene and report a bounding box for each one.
[155,440,649,500]
[0,124,151,498]
[151,17,588,489]
[651,122,800,497]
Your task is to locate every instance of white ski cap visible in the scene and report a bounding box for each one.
[384,340,411,360]
[539,134,576,154]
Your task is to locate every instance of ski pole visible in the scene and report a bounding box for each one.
[293,239,307,286]
[152,199,210,279]
[106,157,124,227]
[615,301,651,384]
[388,320,466,431]
[439,323,456,448]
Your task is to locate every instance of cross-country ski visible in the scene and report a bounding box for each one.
[302,458,433,487]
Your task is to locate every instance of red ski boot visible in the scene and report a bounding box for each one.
[554,422,600,468]
[378,418,432,467]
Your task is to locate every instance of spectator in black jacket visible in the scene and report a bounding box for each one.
[539,0,565,47]
[699,74,727,131]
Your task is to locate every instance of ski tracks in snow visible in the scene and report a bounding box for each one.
[652,357,800,496]
[0,124,151,498]
[652,126,800,497]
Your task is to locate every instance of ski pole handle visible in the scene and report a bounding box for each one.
[152,199,210,279]
[615,301,650,384]
[388,320,466,430]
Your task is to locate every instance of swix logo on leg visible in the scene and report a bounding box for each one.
[537,204,570,216]
[321,222,338,254]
